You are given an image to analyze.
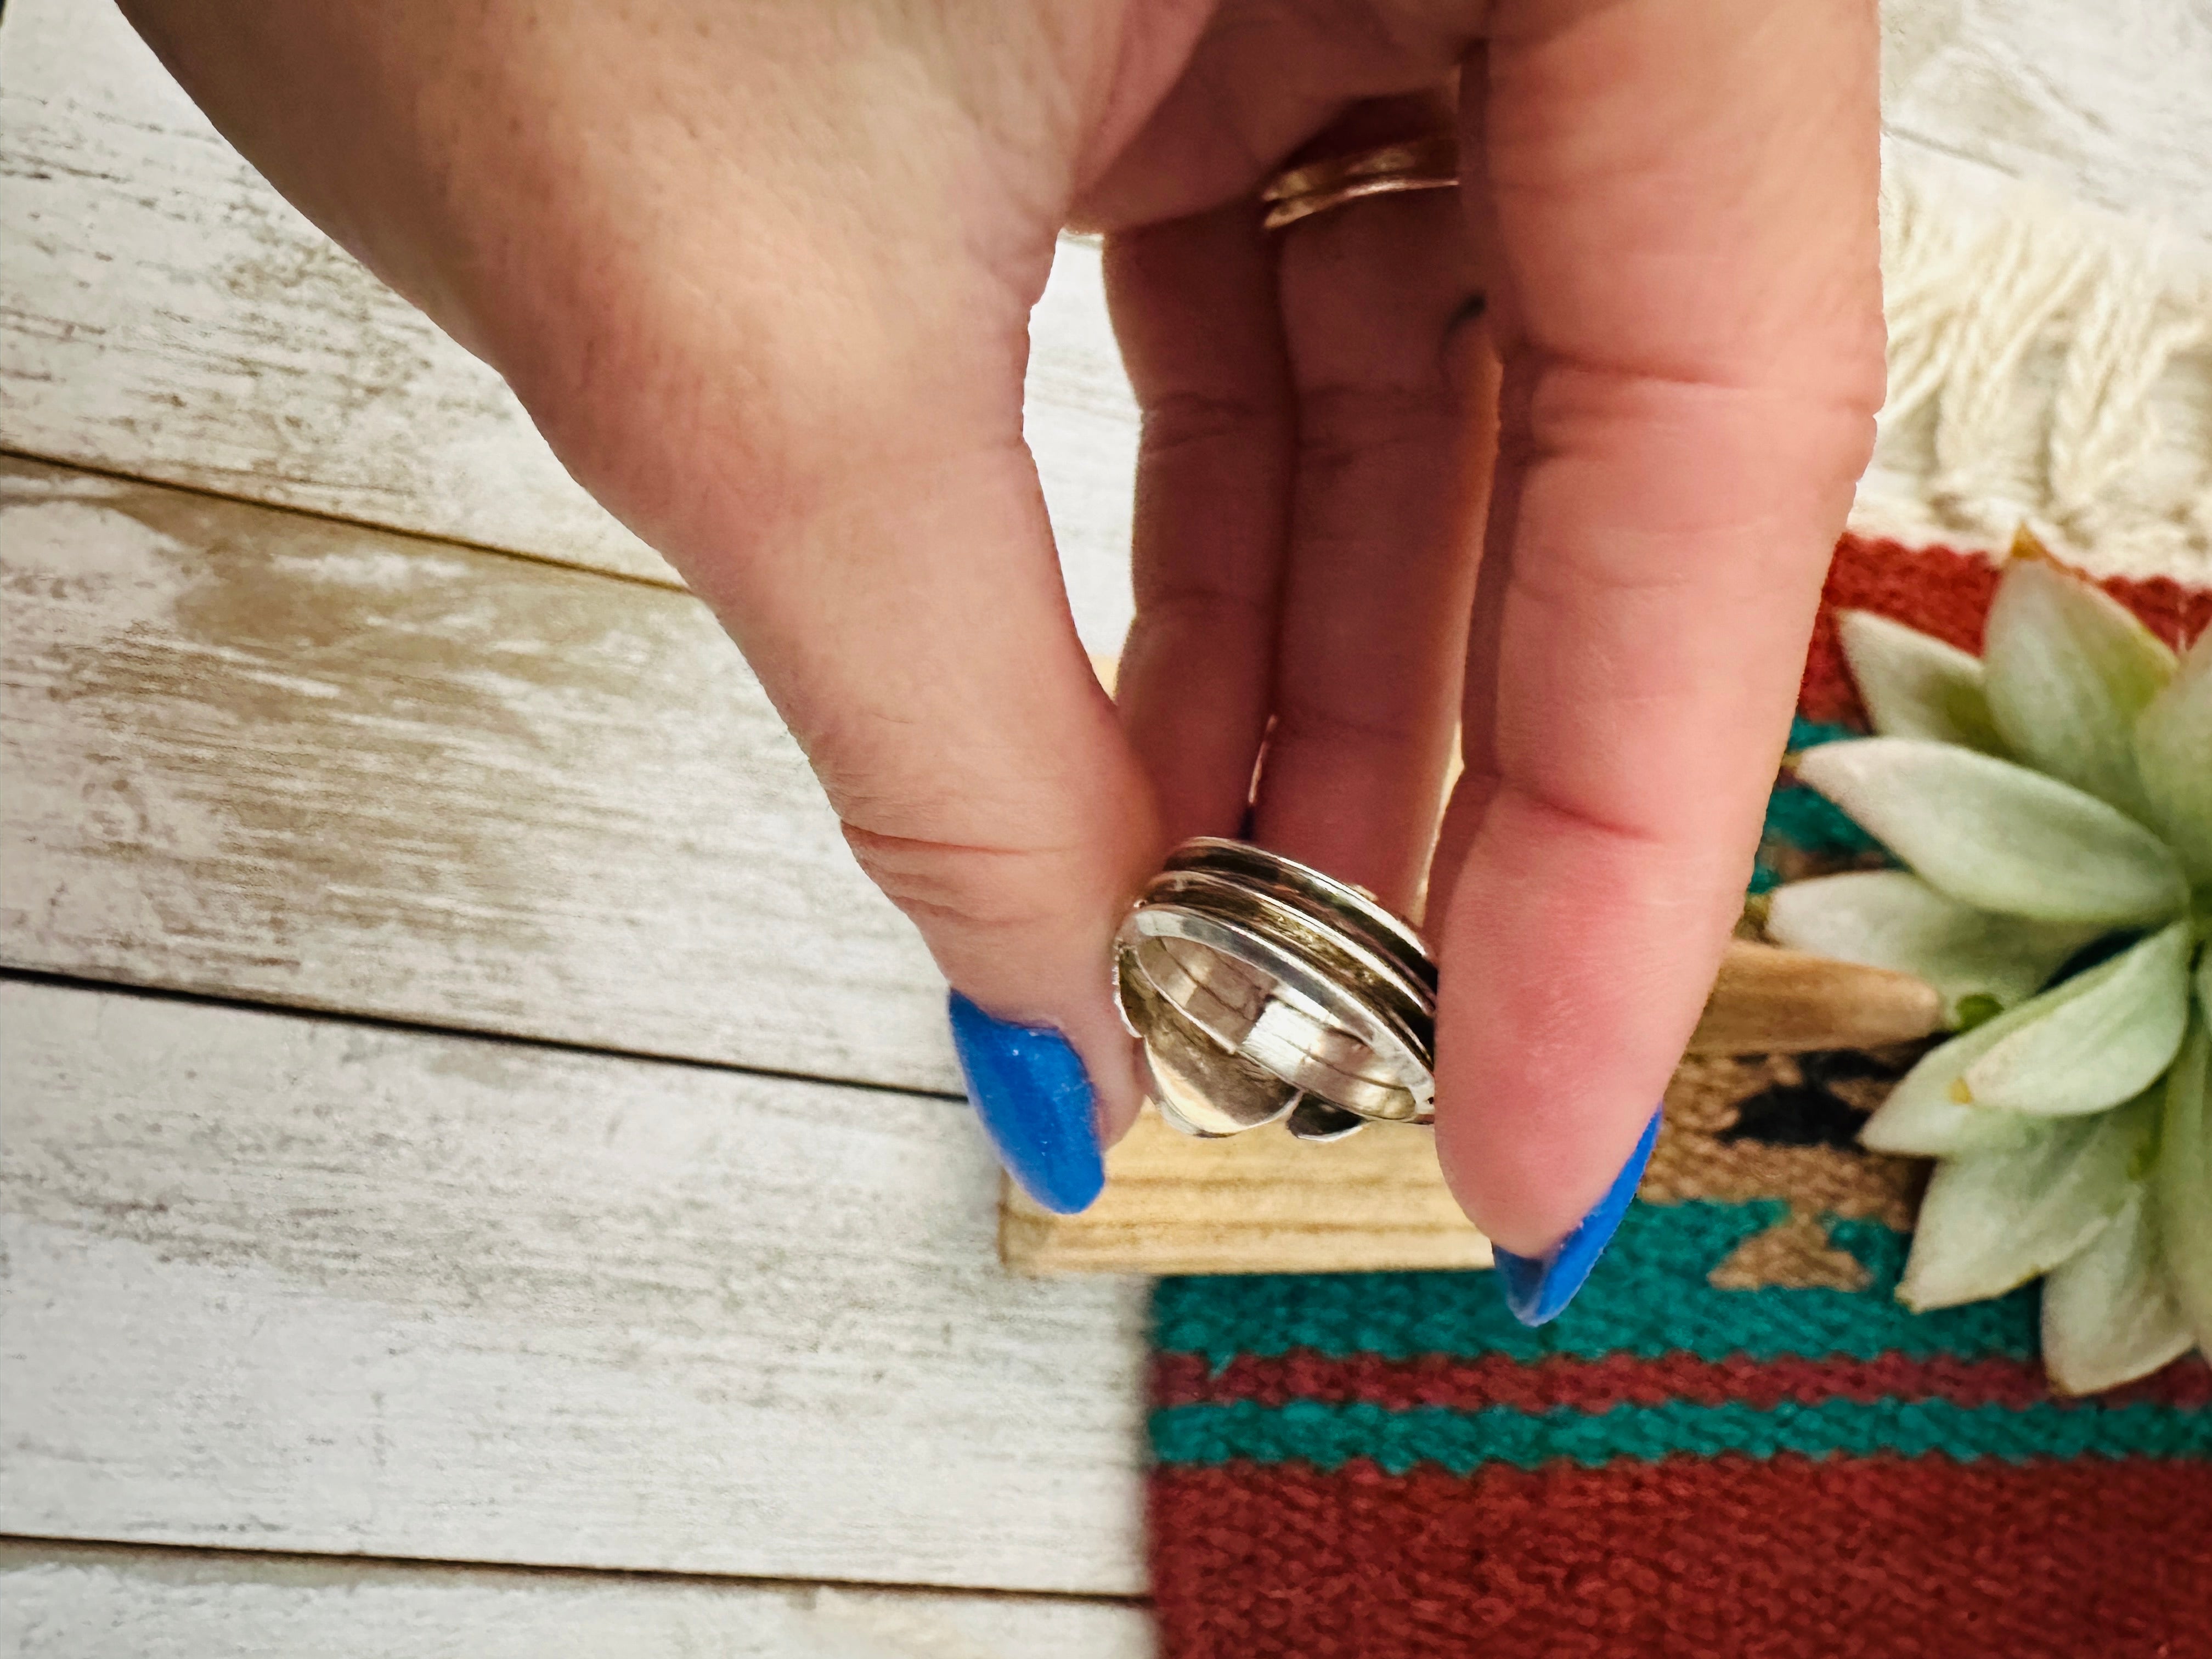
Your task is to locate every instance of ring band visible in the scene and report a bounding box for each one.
[1113,838,1440,1142]
[1260,135,1459,231]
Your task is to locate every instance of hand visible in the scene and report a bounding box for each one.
[123,0,1884,1266]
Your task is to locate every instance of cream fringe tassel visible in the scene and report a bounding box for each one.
[1856,157,2212,586]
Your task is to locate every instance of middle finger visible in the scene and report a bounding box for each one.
[1252,118,1496,917]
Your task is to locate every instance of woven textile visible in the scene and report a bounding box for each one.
[1146,534,2212,1658]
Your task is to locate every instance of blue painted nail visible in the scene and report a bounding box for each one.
[1492,1107,1662,1327]
[946,991,1105,1215]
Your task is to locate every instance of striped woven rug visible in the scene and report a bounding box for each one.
[1144,531,2212,1656]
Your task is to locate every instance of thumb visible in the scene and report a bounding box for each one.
[109,0,1164,1215]
[523,278,1161,1216]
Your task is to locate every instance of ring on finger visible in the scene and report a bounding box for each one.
[1260,135,1459,232]
[1113,838,1440,1142]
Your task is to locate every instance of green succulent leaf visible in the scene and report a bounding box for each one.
[2132,629,2212,883]
[2040,1188,2196,1395]
[1860,938,2187,1156]
[1954,994,2004,1030]
[1957,921,2193,1115]
[1836,610,2006,753]
[1863,1012,2062,1159]
[1795,739,2188,927]
[1805,562,2206,1378]
[1983,559,2176,818]
[1898,1095,2153,1312]
[2154,1012,2212,1352]
[1764,870,2101,1019]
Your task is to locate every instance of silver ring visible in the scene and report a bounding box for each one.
[1113,838,1438,1142]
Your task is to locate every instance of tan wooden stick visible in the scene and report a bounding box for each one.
[1690,940,1944,1054]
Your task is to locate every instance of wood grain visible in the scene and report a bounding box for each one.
[1006,943,1942,1277]
[0,454,969,1094]
[0,980,1149,1595]
[0,1541,1153,1659]
[1005,1109,1492,1277]
[1689,943,1945,1056]
[1881,0,2212,241]
[0,0,664,584]
[0,0,1138,653]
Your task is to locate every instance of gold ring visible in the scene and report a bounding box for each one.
[1260,136,1459,232]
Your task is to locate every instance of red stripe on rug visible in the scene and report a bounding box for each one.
[1152,1351,2212,1414]
[1150,1454,2212,1659]
[1801,535,2212,726]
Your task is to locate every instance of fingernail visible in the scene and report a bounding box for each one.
[946,991,1105,1215]
[1492,1107,1662,1327]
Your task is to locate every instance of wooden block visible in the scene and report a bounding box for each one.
[1003,942,1942,1276]
[1003,1109,1490,1277]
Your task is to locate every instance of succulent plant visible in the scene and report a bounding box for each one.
[1768,548,2209,1394]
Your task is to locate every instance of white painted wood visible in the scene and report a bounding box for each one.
[0,981,1149,1594]
[0,0,1139,654]
[0,1542,1153,1659]
[1881,0,2212,243]
[0,455,971,1093]
[0,0,664,584]
[1024,245,1138,658]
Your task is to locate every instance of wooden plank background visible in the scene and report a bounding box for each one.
[0,455,958,1093]
[2,980,1147,1594]
[0,1542,1153,1659]
[4,0,2210,1651]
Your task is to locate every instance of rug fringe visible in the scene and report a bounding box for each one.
[1856,158,2212,585]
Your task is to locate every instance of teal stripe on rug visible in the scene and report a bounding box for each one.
[1765,786,1884,857]
[1152,1397,2212,1474]
[1759,720,1887,878]
[1788,716,1861,751]
[1153,1203,2040,1366]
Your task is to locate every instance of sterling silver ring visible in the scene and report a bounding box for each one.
[1113,838,1438,1143]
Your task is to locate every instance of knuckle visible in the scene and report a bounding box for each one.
[1267,698,1429,760]
[839,822,1069,938]
[1294,381,1458,472]
[1127,579,1272,640]
[1139,390,1286,464]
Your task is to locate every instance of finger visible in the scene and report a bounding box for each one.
[1430,0,1886,1257]
[1256,100,1496,916]
[525,265,1162,1212]
[1105,202,1295,845]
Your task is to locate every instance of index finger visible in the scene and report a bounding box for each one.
[1430,0,1886,1268]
